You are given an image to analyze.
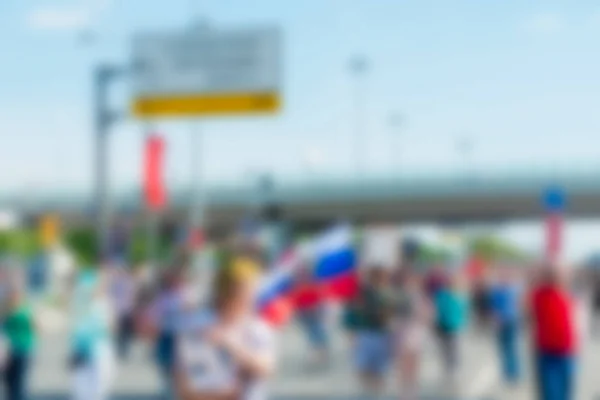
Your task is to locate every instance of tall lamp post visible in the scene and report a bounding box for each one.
[93,64,126,258]
[349,56,369,180]
[457,136,475,178]
[186,19,211,240]
[78,28,127,260]
[388,112,404,175]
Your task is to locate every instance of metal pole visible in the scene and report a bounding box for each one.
[188,2,207,238]
[350,56,368,179]
[146,205,159,267]
[94,65,111,259]
[457,137,474,177]
[189,124,204,232]
[189,123,215,304]
[388,113,403,174]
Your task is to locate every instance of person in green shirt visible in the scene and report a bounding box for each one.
[2,281,37,400]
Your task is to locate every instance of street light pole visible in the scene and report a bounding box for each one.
[189,124,204,234]
[187,13,210,248]
[94,65,112,258]
[349,56,369,180]
[93,64,124,259]
[457,137,474,177]
[388,113,404,175]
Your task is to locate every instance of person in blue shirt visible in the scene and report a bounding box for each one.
[489,267,523,385]
[143,268,189,400]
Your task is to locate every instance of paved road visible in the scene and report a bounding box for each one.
[29,312,600,400]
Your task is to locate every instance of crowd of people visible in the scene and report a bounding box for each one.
[285,259,595,400]
[1,239,600,400]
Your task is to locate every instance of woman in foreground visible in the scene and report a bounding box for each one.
[176,258,276,400]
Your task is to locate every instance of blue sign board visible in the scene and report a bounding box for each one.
[543,185,566,212]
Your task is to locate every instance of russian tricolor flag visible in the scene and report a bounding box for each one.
[258,225,358,327]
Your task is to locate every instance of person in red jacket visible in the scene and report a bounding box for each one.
[529,264,578,400]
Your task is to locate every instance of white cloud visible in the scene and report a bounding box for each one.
[25,0,113,32]
[523,12,566,35]
[26,7,91,31]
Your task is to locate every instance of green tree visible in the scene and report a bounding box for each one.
[0,229,40,258]
[468,235,529,262]
[65,227,98,266]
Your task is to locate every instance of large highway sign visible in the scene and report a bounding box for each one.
[131,25,281,118]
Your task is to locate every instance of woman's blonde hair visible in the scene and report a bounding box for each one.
[213,257,262,310]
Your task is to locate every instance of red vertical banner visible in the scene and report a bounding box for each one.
[545,213,563,262]
[144,134,166,210]
[543,186,566,263]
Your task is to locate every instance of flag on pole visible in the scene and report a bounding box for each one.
[546,213,563,262]
[144,134,166,210]
[543,186,566,262]
[257,224,357,326]
[257,250,299,326]
[312,224,358,300]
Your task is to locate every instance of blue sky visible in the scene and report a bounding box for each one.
[2,0,600,192]
[2,1,600,258]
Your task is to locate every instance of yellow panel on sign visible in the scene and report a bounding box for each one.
[132,91,281,118]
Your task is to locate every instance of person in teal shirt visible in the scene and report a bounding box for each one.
[434,272,469,386]
[70,270,115,400]
[2,281,37,400]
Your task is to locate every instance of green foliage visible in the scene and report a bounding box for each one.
[468,235,529,262]
[0,229,40,258]
[128,229,148,266]
[62,226,178,267]
[415,243,454,265]
[127,229,173,266]
[65,227,98,266]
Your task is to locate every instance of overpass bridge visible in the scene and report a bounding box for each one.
[202,170,600,226]
[6,168,600,228]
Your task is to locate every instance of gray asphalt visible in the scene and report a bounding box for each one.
[27,312,600,400]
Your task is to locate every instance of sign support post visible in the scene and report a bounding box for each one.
[189,124,204,235]
[94,64,126,259]
[189,123,210,299]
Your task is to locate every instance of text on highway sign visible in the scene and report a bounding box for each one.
[131,25,282,118]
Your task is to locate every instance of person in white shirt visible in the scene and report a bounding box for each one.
[176,258,276,400]
[70,270,115,400]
